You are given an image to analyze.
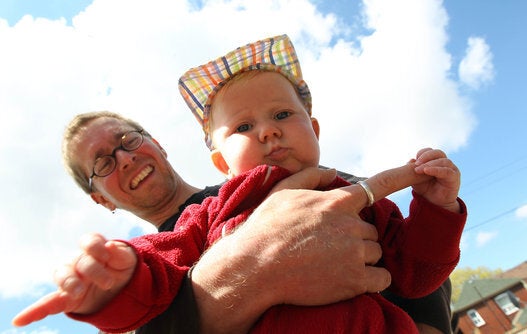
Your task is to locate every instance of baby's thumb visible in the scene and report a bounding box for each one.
[105,240,137,270]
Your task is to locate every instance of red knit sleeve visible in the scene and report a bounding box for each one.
[69,212,210,331]
[68,249,188,332]
[370,193,467,298]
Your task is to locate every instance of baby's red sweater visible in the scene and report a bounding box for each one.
[72,165,466,333]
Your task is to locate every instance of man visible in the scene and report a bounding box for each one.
[13,111,451,333]
[54,111,390,332]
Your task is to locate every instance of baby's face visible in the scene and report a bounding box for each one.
[209,71,320,177]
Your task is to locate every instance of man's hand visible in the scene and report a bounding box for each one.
[268,166,338,193]
[191,163,442,333]
[12,233,137,327]
[192,164,431,333]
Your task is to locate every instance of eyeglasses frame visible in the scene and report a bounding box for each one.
[88,129,145,192]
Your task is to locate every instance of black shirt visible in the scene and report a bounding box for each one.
[137,185,221,334]
[157,186,222,232]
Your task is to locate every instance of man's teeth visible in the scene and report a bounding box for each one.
[131,166,153,189]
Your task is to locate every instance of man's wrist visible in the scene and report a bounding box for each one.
[191,232,273,333]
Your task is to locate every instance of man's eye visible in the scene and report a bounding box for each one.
[95,157,114,174]
[125,136,140,147]
[276,111,290,120]
[236,124,251,132]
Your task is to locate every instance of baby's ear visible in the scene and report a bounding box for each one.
[211,149,230,176]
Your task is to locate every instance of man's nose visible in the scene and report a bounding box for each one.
[115,149,136,170]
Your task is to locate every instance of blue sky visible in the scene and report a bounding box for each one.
[1,0,526,333]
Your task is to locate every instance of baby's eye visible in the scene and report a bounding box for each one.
[236,123,252,133]
[275,111,291,120]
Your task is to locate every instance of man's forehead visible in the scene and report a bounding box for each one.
[75,118,134,158]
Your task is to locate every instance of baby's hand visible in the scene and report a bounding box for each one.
[412,148,461,213]
[12,233,137,327]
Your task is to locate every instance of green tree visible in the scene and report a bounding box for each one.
[450,266,503,303]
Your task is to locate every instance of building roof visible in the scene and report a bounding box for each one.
[453,278,523,312]
[498,261,527,281]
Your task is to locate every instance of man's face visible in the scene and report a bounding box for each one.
[72,117,179,214]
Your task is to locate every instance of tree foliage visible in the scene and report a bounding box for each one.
[450,266,503,303]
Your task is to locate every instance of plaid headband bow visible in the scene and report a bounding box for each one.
[178,34,312,149]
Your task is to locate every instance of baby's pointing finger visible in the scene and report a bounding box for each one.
[11,291,69,327]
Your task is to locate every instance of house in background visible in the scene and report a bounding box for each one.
[453,265,527,334]
[497,261,527,281]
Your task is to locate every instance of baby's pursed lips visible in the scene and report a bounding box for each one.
[266,146,288,161]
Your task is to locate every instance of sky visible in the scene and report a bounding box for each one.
[0,0,525,332]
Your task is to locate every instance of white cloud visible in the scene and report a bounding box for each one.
[516,204,527,219]
[0,326,58,334]
[308,0,476,176]
[458,36,495,89]
[0,0,485,298]
[476,231,498,247]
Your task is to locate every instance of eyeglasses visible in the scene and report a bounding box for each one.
[88,129,144,191]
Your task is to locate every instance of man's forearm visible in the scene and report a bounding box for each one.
[189,180,393,333]
[191,229,276,334]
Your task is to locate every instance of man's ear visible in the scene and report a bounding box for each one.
[211,149,230,176]
[151,138,168,157]
[311,117,320,139]
[90,192,117,212]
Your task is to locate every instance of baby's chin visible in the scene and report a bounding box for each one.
[271,162,316,175]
